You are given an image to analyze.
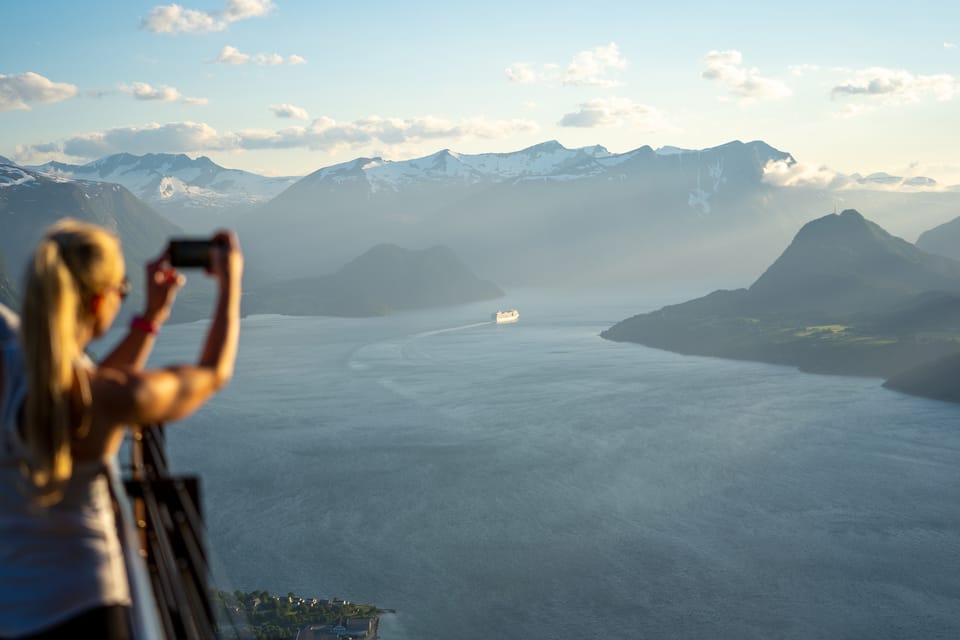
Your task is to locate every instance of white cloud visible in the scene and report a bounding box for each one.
[223,0,274,21]
[215,45,249,64]
[563,43,626,88]
[13,142,65,165]
[762,159,949,192]
[0,72,78,112]
[142,0,274,33]
[762,159,852,189]
[270,104,310,120]
[62,122,240,157]
[122,82,181,101]
[901,161,960,187]
[830,67,956,104]
[142,5,223,33]
[505,43,626,87]
[238,115,540,150]
[505,63,537,84]
[215,45,305,65]
[945,42,958,49]
[120,82,207,105]
[253,53,284,66]
[47,116,538,159]
[702,50,792,102]
[558,97,677,132]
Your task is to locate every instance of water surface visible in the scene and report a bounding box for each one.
[135,291,960,639]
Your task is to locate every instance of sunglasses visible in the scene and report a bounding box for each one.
[110,277,131,301]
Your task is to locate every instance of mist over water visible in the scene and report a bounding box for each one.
[136,290,960,640]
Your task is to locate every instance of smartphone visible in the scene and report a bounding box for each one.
[168,238,214,269]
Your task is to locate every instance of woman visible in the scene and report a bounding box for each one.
[0,219,242,639]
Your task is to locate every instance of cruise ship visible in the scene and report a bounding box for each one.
[492,309,519,324]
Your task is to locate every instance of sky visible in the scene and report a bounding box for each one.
[2,0,959,183]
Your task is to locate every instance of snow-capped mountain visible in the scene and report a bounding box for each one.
[280,139,794,217]
[1,163,42,189]
[2,161,115,193]
[28,153,300,230]
[0,159,181,299]
[305,141,632,192]
[239,139,808,285]
[301,140,699,193]
[0,159,229,322]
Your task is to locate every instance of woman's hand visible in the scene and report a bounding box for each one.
[143,254,185,325]
[207,231,243,289]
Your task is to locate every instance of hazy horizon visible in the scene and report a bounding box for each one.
[3,1,960,184]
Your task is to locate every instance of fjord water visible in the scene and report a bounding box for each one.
[148,291,960,639]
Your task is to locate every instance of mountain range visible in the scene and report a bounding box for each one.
[10,141,960,291]
[6,139,960,330]
[27,153,299,231]
[0,158,503,320]
[238,139,813,286]
[3,141,816,286]
[0,161,180,289]
[601,209,960,400]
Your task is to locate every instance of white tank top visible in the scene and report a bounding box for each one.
[0,305,132,637]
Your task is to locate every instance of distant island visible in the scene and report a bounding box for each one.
[213,589,386,640]
[602,210,960,403]
[243,243,504,317]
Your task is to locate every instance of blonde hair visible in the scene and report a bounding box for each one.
[20,219,123,504]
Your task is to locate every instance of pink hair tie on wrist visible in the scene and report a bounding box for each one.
[130,315,159,335]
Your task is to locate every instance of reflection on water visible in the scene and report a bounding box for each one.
[123,290,960,640]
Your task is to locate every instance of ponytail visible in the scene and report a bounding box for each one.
[20,220,119,504]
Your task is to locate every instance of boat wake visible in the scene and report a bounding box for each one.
[412,321,491,338]
[347,320,491,371]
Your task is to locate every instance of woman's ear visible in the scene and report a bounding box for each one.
[89,294,104,316]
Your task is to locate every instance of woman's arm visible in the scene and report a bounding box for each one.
[91,232,242,432]
[98,255,184,371]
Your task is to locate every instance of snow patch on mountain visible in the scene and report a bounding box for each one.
[0,165,37,189]
[156,176,235,207]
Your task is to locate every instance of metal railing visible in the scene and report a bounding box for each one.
[124,425,218,640]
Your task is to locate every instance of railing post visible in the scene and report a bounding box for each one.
[124,425,217,640]
[129,426,149,563]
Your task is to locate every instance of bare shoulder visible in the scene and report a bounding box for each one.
[88,366,144,422]
[89,365,196,428]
